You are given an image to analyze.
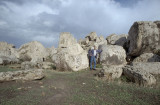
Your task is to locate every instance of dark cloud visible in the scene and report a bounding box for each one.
[114,0,141,7]
[0,0,25,5]
[0,0,160,48]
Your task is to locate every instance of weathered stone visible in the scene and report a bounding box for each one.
[128,21,160,56]
[0,42,19,64]
[0,58,2,64]
[21,61,42,70]
[52,33,89,71]
[106,34,116,45]
[131,62,160,75]
[95,35,107,47]
[46,46,57,57]
[52,49,88,71]
[0,42,16,58]
[21,61,55,70]
[0,69,44,82]
[133,53,160,62]
[46,47,57,62]
[79,32,107,51]
[18,41,48,62]
[98,44,126,65]
[62,43,84,55]
[78,38,89,45]
[0,56,18,65]
[58,32,77,48]
[95,69,105,77]
[42,62,54,70]
[0,42,15,49]
[123,65,156,86]
[106,34,128,46]
[0,56,11,65]
[103,65,123,80]
[86,32,98,41]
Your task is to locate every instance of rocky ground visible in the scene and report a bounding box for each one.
[0,65,160,105]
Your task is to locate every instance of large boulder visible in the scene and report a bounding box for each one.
[86,32,98,41]
[58,32,77,48]
[128,21,160,56]
[98,44,126,65]
[0,42,16,57]
[106,34,128,46]
[53,49,88,71]
[0,69,44,82]
[46,46,57,62]
[0,42,19,64]
[133,53,160,62]
[0,42,18,57]
[95,35,107,47]
[42,62,55,70]
[21,61,54,70]
[52,32,89,71]
[18,41,48,62]
[0,56,19,65]
[102,65,123,80]
[0,42,15,49]
[59,43,84,55]
[21,61,42,70]
[123,65,156,86]
[46,46,57,57]
[131,62,160,75]
[0,56,11,65]
[78,38,89,45]
[79,32,107,50]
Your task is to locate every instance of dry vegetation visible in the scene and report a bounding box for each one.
[0,65,160,105]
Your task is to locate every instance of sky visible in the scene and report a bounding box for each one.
[0,0,160,48]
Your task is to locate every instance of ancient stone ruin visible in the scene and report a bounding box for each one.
[52,32,89,71]
[0,20,160,86]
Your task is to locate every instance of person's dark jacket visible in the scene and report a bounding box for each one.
[88,49,102,58]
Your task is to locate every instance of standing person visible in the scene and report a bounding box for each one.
[90,46,102,70]
[88,47,93,67]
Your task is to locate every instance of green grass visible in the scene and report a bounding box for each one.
[67,80,160,105]
[0,88,42,105]
[0,66,19,72]
[0,70,159,105]
[96,64,103,68]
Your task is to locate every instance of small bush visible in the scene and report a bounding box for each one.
[45,55,53,62]
[50,64,56,70]
[120,75,131,82]
[96,64,103,68]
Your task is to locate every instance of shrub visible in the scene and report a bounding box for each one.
[50,64,56,70]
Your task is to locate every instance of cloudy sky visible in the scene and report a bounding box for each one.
[0,0,160,48]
